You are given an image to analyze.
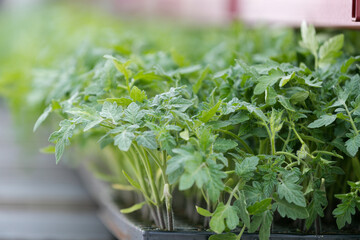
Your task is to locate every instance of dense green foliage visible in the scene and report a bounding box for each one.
[1,4,360,239]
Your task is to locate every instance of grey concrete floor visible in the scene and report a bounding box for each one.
[0,106,114,240]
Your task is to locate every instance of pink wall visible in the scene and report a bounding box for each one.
[111,0,360,28]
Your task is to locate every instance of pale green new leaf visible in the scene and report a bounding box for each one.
[299,21,318,58]
[199,101,221,123]
[130,86,147,103]
[196,206,212,217]
[319,34,344,68]
[308,115,336,128]
[33,105,52,132]
[120,201,146,214]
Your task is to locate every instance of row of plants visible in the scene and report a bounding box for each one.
[1,4,360,240]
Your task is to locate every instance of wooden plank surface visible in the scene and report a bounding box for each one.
[0,105,114,240]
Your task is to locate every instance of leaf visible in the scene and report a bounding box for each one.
[193,66,210,94]
[273,194,309,220]
[254,68,283,95]
[299,21,318,57]
[345,135,360,157]
[277,95,296,112]
[40,145,55,154]
[206,162,227,202]
[234,191,250,227]
[100,101,122,123]
[199,101,222,123]
[235,156,259,180]
[213,138,238,153]
[49,120,75,164]
[33,105,52,132]
[196,206,212,217]
[179,128,189,140]
[209,203,239,233]
[341,56,360,73]
[319,34,344,68]
[104,55,132,81]
[130,86,147,103]
[308,115,336,128]
[122,170,141,190]
[333,196,356,229]
[120,201,145,214]
[136,131,157,150]
[247,198,272,215]
[114,130,135,151]
[279,72,295,87]
[259,211,273,240]
[123,102,145,124]
[277,173,306,207]
[290,91,309,104]
[305,190,328,229]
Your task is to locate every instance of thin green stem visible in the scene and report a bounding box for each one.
[216,129,254,154]
[312,150,343,159]
[344,103,359,135]
[237,225,246,240]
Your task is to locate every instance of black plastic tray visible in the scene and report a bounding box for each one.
[78,165,360,240]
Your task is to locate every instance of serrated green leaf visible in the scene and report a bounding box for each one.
[49,120,75,164]
[341,56,360,73]
[299,21,318,58]
[136,131,157,150]
[345,135,360,157]
[199,101,221,123]
[209,203,239,233]
[235,156,259,179]
[234,191,250,228]
[213,138,238,153]
[130,86,147,103]
[114,130,135,151]
[274,194,309,220]
[247,198,272,215]
[259,211,273,240]
[254,68,283,95]
[123,102,145,124]
[333,196,356,229]
[319,34,344,68]
[305,190,328,229]
[308,115,336,128]
[277,173,306,207]
[100,101,122,123]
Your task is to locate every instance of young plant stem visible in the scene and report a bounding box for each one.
[216,129,254,154]
[133,143,166,229]
[343,103,359,135]
[237,225,246,240]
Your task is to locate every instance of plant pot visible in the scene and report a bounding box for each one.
[78,165,360,240]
